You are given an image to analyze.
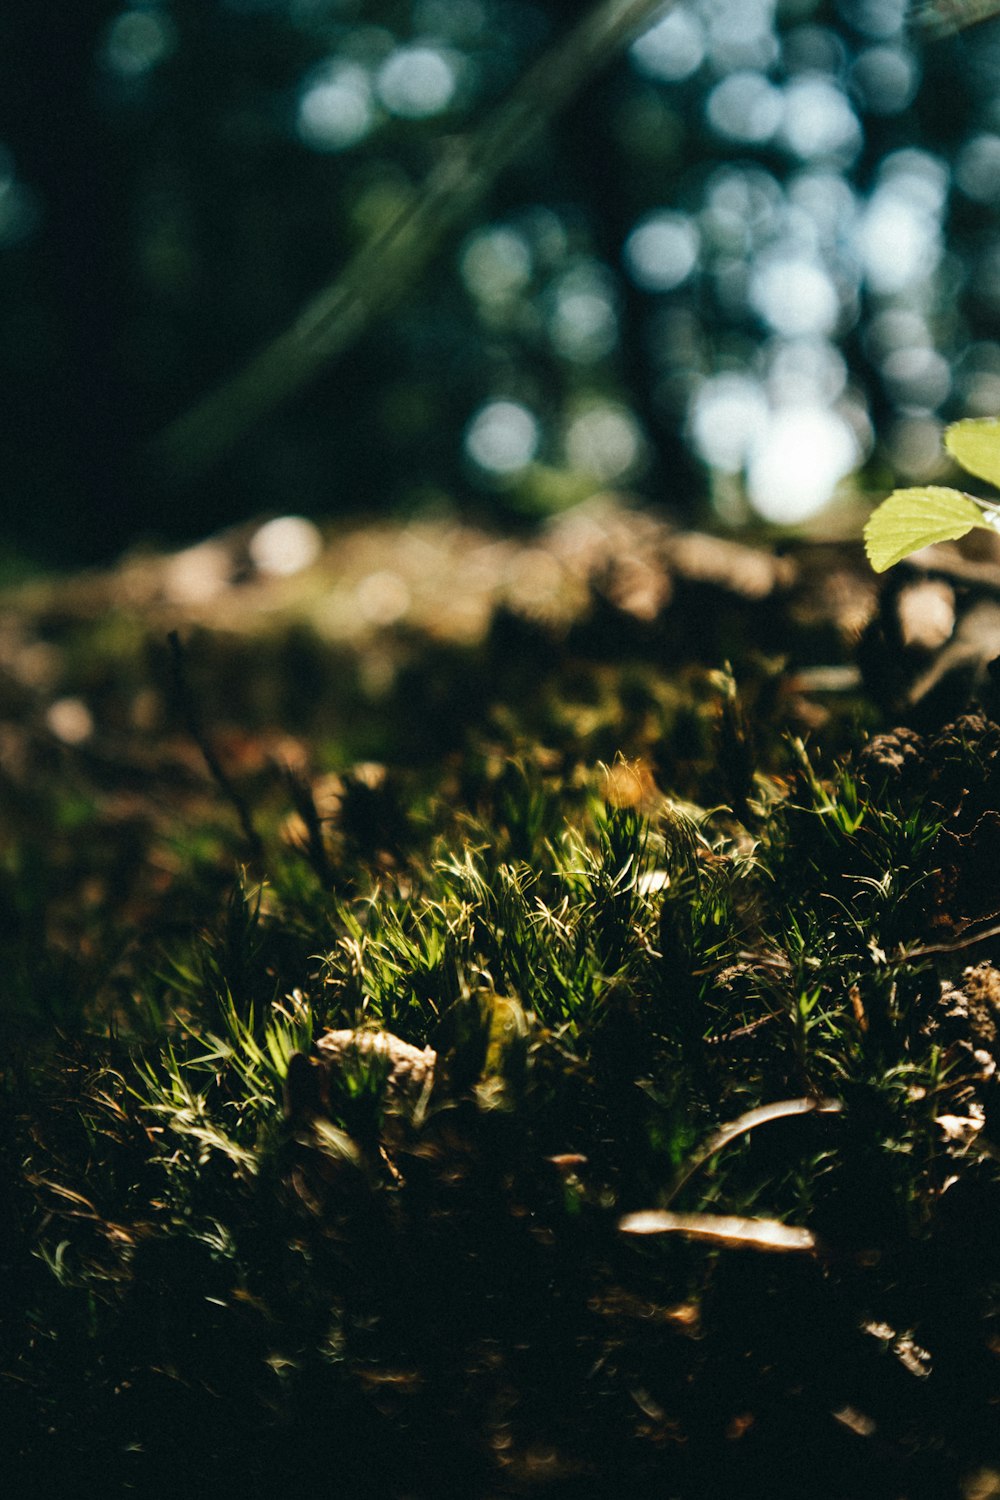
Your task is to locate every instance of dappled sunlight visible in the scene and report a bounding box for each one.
[14,494,1000,1493]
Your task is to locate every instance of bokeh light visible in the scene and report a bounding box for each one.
[465,400,540,476]
[354,568,412,625]
[15,0,1000,563]
[880,345,951,412]
[629,7,705,83]
[884,415,949,480]
[297,63,375,152]
[786,169,858,247]
[102,9,176,78]
[249,516,323,577]
[855,150,947,294]
[45,697,94,746]
[689,375,769,476]
[747,406,859,523]
[706,72,784,144]
[564,403,643,481]
[164,541,232,606]
[783,24,846,75]
[413,0,487,41]
[0,147,40,248]
[956,133,1000,203]
[749,254,841,338]
[624,212,699,292]
[376,45,457,118]
[765,338,848,407]
[546,263,618,363]
[836,0,906,40]
[461,225,533,303]
[957,342,1000,415]
[705,0,779,73]
[779,76,862,162]
[851,45,919,115]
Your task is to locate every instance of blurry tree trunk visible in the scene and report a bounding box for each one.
[147,0,676,488]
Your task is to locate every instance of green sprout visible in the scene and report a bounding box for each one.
[864,416,1000,571]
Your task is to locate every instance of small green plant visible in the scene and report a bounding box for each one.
[864,415,1000,570]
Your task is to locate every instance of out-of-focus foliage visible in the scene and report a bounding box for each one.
[5,0,1000,565]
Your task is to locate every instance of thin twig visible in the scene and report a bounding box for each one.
[282,762,335,888]
[663,1096,841,1210]
[146,0,676,485]
[167,629,264,861]
[903,918,1000,960]
[704,1011,782,1047]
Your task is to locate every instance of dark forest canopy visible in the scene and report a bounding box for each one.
[4,0,1000,567]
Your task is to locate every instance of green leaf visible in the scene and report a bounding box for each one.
[863,487,989,573]
[945,418,1000,489]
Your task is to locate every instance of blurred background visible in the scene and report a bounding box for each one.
[4,0,1000,573]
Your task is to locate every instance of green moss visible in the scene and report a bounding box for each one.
[3,613,1000,1497]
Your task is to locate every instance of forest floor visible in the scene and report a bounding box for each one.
[3,497,1000,1499]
